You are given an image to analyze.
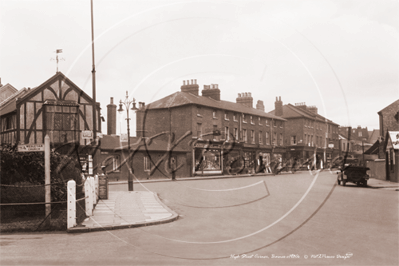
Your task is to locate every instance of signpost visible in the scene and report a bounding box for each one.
[17,144,45,152]
[18,137,51,226]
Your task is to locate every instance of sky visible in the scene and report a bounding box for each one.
[1,0,398,135]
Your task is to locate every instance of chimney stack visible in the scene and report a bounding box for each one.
[181,79,199,96]
[107,97,117,135]
[256,100,265,111]
[275,96,283,116]
[202,84,220,101]
[307,105,318,114]
[236,92,253,108]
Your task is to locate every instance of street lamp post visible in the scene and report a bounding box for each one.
[118,91,138,191]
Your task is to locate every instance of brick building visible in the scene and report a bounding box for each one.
[269,98,340,166]
[378,99,399,138]
[134,80,286,177]
[366,99,399,182]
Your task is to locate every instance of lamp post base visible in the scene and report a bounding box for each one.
[128,180,134,191]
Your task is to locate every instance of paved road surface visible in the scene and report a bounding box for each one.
[1,171,398,265]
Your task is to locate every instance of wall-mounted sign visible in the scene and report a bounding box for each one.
[389,131,399,149]
[18,144,44,152]
[328,144,334,148]
[82,130,93,139]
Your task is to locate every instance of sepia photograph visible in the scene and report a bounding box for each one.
[0,0,398,265]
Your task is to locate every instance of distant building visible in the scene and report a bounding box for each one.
[378,99,399,138]
[134,80,287,177]
[365,99,399,182]
[0,80,18,103]
[269,98,340,165]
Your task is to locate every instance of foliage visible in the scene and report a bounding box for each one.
[0,144,82,202]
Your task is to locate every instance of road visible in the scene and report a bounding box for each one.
[1,171,398,265]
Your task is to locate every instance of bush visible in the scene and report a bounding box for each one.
[0,144,83,203]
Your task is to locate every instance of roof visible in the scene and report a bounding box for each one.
[364,140,379,155]
[101,134,187,152]
[269,104,339,125]
[368,129,380,144]
[146,92,286,121]
[0,72,98,116]
[0,87,29,115]
[378,99,399,115]
[0,83,18,103]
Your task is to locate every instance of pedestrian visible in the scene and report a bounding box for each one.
[256,153,265,173]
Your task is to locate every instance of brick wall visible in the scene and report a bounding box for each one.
[379,100,399,137]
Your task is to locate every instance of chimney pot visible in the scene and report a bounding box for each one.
[194,79,197,84]
[183,80,186,85]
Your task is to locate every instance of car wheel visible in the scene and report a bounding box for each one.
[363,181,367,187]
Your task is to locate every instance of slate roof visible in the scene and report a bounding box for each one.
[146,92,286,121]
[269,104,339,125]
[377,99,399,114]
[101,134,187,152]
[0,87,29,115]
[0,83,18,103]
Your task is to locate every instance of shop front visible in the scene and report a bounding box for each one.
[193,142,223,176]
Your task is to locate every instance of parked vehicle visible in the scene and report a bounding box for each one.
[337,164,370,187]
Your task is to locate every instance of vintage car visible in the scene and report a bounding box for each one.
[337,164,370,187]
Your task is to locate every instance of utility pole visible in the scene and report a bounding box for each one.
[91,0,97,141]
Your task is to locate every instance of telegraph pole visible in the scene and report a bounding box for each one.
[91,0,97,141]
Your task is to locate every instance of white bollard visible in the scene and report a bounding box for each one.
[94,174,99,203]
[89,176,95,210]
[85,177,92,216]
[67,180,76,229]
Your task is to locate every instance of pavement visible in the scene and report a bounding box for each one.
[67,191,179,233]
[68,170,398,233]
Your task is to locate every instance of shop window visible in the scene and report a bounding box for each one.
[195,148,221,172]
